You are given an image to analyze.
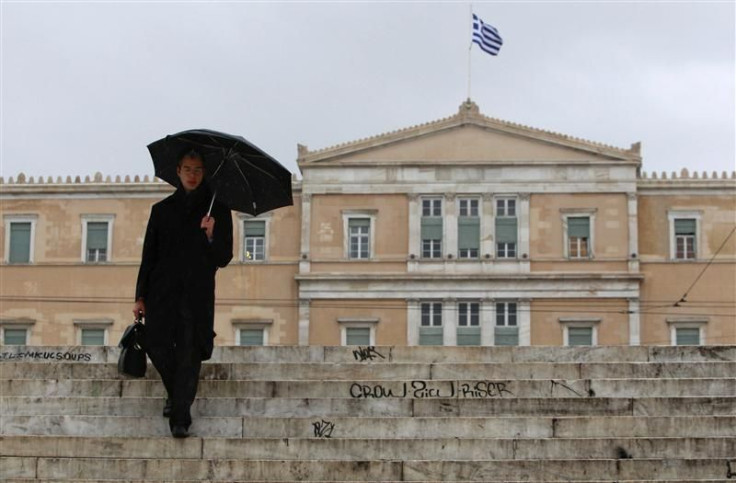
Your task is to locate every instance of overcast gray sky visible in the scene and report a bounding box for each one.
[1,1,734,180]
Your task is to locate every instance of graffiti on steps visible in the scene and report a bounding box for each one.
[0,350,93,362]
[312,419,335,438]
[352,346,386,362]
[349,380,514,399]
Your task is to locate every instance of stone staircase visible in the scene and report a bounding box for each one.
[1,345,735,482]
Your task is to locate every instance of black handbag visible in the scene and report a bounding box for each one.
[118,315,147,378]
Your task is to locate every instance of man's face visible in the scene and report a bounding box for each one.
[177,156,204,192]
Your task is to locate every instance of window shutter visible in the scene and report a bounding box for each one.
[567,217,590,238]
[4,328,27,345]
[346,327,371,346]
[239,329,264,346]
[87,222,108,250]
[495,217,518,243]
[676,328,700,345]
[348,218,370,229]
[494,326,519,346]
[9,222,31,263]
[568,327,593,346]
[81,328,105,346]
[457,327,481,346]
[458,217,480,250]
[421,217,443,240]
[419,327,444,346]
[674,219,696,235]
[244,220,266,237]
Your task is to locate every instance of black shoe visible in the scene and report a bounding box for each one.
[163,399,172,418]
[171,425,189,438]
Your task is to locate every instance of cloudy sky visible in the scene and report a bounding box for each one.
[2,1,734,180]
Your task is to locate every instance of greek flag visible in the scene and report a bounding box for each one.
[472,14,503,56]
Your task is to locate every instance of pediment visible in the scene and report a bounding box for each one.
[299,101,640,167]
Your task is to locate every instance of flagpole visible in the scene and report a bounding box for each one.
[467,3,473,101]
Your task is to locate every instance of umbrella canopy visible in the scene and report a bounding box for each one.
[147,129,293,216]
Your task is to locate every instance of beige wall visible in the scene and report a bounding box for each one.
[530,193,629,266]
[530,299,630,346]
[309,194,408,264]
[308,299,407,346]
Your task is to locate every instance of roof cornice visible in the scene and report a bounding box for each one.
[298,100,642,165]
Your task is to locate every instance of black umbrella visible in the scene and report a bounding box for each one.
[147,129,293,216]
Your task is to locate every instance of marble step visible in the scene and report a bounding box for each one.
[3,456,735,481]
[4,361,736,381]
[3,345,734,364]
[2,435,734,461]
[2,415,734,438]
[3,377,733,399]
[4,396,733,418]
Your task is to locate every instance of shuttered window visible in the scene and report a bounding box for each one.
[348,218,370,259]
[495,198,517,259]
[421,199,443,258]
[346,327,371,346]
[244,220,266,261]
[81,328,106,346]
[567,217,590,258]
[674,219,696,260]
[675,327,700,346]
[419,302,443,346]
[3,328,27,345]
[457,302,480,346]
[8,222,31,264]
[568,327,593,346]
[239,328,264,346]
[86,222,109,262]
[458,199,480,259]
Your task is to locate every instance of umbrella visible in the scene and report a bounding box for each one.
[147,129,293,216]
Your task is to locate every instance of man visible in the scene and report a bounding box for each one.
[133,150,233,438]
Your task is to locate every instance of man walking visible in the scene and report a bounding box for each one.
[133,150,233,438]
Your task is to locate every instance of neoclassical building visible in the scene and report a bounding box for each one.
[2,101,734,348]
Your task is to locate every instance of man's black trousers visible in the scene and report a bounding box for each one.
[147,312,202,430]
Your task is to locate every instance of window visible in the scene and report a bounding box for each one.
[567,327,593,346]
[675,328,700,345]
[566,216,591,259]
[348,218,371,259]
[419,302,443,345]
[495,198,517,259]
[4,215,37,264]
[244,220,266,261]
[346,327,371,345]
[495,302,518,346]
[457,302,480,346]
[81,328,106,346]
[421,198,443,259]
[239,328,264,346]
[560,318,600,347]
[674,219,696,260]
[3,328,28,345]
[668,319,706,346]
[82,215,114,263]
[458,198,480,259]
[233,319,272,346]
[338,318,378,346]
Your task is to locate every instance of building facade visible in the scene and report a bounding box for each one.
[2,102,734,348]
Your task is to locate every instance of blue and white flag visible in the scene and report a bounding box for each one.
[472,14,503,56]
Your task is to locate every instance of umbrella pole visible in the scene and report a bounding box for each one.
[207,191,217,218]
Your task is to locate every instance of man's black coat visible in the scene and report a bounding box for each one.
[135,183,233,360]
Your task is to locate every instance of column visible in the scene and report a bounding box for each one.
[300,193,312,273]
[519,193,531,271]
[443,298,457,346]
[444,193,457,260]
[408,194,420,271]
[518,298,531,346]
[298,298,311,346]
[406,298,420,346]
[628,298,641,346]
[627,193,640,273]
[481,194,494,259]
[481,298,494,346]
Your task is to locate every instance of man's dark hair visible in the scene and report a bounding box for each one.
[178,149,204,167]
